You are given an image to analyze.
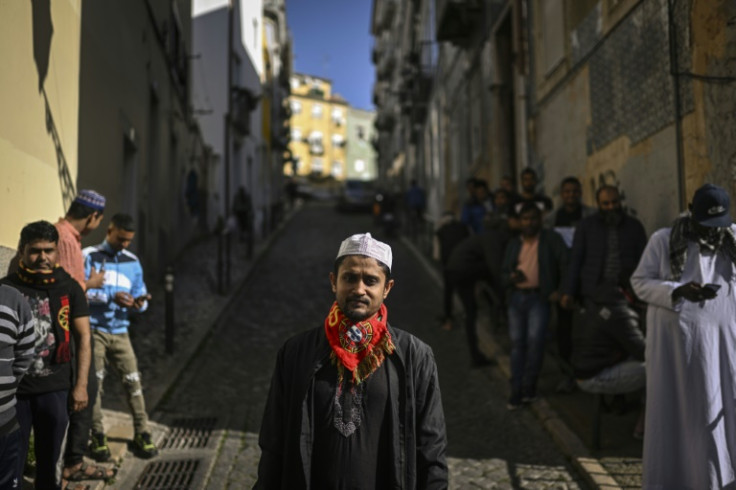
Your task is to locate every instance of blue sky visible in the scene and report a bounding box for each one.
[286,0,375,111]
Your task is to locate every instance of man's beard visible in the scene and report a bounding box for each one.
[342,298,372,322]
[601,208,624,225]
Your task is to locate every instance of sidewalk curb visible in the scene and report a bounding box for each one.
[400,235,622,490]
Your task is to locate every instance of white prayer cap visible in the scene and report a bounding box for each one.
[336,232,392,271]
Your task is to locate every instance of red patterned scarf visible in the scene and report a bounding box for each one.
[324,301,395,384]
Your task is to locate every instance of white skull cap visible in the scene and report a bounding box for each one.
[336,232,392,271]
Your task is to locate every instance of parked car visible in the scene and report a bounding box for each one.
[337,179,377,212]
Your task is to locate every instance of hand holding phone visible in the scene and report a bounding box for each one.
[133,294,151,309]
[673,282,719,302]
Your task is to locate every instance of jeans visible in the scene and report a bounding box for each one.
[16,391,69,490]
[577,359,646,395]
[92,330,149,434]
[508,290,550,398]
[0,427,21,489]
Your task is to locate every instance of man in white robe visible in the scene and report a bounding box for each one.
[631,183,736,489]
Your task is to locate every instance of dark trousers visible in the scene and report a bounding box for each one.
[441,270,455,320]
[16,391,69,490]
[556,305,573,365]
[0,427,21,489]
[64,343,98,467]
[455,280,486,362]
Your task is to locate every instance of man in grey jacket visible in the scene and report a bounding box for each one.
[255,233,448,489]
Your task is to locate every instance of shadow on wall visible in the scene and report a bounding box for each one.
[32,0,76,210]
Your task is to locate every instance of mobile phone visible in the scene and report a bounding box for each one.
[703,283,721,292]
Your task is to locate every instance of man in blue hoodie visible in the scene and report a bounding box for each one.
[83,213,158,460]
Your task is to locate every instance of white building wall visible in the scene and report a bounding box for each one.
[241,0,264,78]
[192,0,264,231]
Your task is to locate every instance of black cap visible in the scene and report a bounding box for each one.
[691,183,731,227]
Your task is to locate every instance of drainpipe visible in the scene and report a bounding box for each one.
[668,0,686,209]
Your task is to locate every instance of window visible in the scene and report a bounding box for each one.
[312,104,323,118]
[308,131,324,155]
[331,161,343,177]
[311,157,324,173]
[308,131,323,144]
[356,125,365,140]
[291,128,302,141]
[291,100,302,114]
[331,108,344,126]
[355,159,366,172]
[331,134,345,147]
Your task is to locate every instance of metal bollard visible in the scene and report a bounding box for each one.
[165,266,175,354]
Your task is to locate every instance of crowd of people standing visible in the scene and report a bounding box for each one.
[432,170,736,489]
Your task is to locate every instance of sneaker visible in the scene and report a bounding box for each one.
[507,394,523,411]
[89,432,111,462]
[133,432,159,459]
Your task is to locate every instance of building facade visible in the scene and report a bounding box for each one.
[76,0,211,279]
[346,108,379,181]
[0,0,83,269]
[287,73,349,180]
[372,0,736,235]
[262,0,292,228]
[0,0,216,279]
[192,0,263,236]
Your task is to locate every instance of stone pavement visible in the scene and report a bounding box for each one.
[67,203,641,489]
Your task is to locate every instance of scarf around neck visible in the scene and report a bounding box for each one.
[16,260,65,288]
[669,216,736,280]
[324,301,395,384]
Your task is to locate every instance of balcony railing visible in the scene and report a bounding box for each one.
[231,87,258,136]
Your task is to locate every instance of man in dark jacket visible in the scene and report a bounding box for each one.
[502,202,568,409]
[560,185,648,310]
[445,215,510,367]
[433,211,471,330]
[560,186,647,434]
[255,233,447,489]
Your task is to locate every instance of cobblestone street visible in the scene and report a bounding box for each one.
[116,203,587,489]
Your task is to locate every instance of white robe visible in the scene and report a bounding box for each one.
[631,226,736,490]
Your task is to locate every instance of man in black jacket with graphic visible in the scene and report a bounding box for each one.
[1,221,92,489]
[255,233,447,489]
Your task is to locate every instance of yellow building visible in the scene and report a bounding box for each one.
[0,0,82,268]
[287,74,348,179]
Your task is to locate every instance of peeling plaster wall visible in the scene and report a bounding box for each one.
[685,0,736,212]
[531,0,690,233]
